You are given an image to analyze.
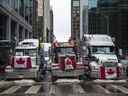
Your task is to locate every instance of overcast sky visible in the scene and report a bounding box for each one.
[50,0,71,42]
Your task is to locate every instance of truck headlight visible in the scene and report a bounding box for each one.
[5,66,13,72]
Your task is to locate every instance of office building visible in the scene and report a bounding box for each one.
[0,0,33,42]
[49,8,54,43]
[71,0,80,41]
[80,0,88,39]
[88,0,128,54]
[34,0,51,42]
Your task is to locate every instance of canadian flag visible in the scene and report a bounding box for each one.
[15,57,27,68]
[64,57,74,70]
[14,57,32,69]
[100,66,117,79]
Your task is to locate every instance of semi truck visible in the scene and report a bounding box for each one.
[81,34,123,79]
[51,40,85,81]
[5,39,43,80]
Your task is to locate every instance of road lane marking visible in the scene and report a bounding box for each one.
[49,84,56,95]
[110,85,128,94]
[93,79,126,83]
[1,86,21,94]
[56,79,80,83]
[25,85,41,94]
[73,84,85,95]
[95,85,111,94]
[76,84,85,94]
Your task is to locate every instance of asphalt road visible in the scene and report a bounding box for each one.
[0,79,128,96]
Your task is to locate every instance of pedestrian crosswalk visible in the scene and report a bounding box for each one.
[1,86,21,94]
[0,82,128,95]
[110,84,128,94]
[94,85,111,94]
[25,85,42,94]
[0,85,44,95]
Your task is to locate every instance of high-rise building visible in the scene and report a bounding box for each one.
[34,0,50,42]
[36,0,44,40]
[88,0,128,54]
[49,8,54,43]
[33,0,51,42]
[43,0,50,42]
[0,0,33,42]
[80,0,88,39]
[71,0,80,41]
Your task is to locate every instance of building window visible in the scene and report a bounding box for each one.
[14,0,18,12]
[19,0,24,17]
[73,1,79,7]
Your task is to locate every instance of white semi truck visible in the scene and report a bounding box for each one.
[51,41,85,81]
[82,34,123,79]
[5,39,42,80]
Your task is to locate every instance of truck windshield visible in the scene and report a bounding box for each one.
[90,46,115,54]
[16,49,37,56]
[57,47,75,54]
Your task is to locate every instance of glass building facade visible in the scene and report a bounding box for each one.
[71,0,80,40]
[88,0,128,55]
[0,0,33,41]
[0,0,33,25]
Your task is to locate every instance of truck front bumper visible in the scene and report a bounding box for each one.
[52,69,85,77]
[90,70,99,78]
[5,68,39,79]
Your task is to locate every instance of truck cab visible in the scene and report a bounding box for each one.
[51,42,85,81]
[5,39,42,80]
[82,34,123,79]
